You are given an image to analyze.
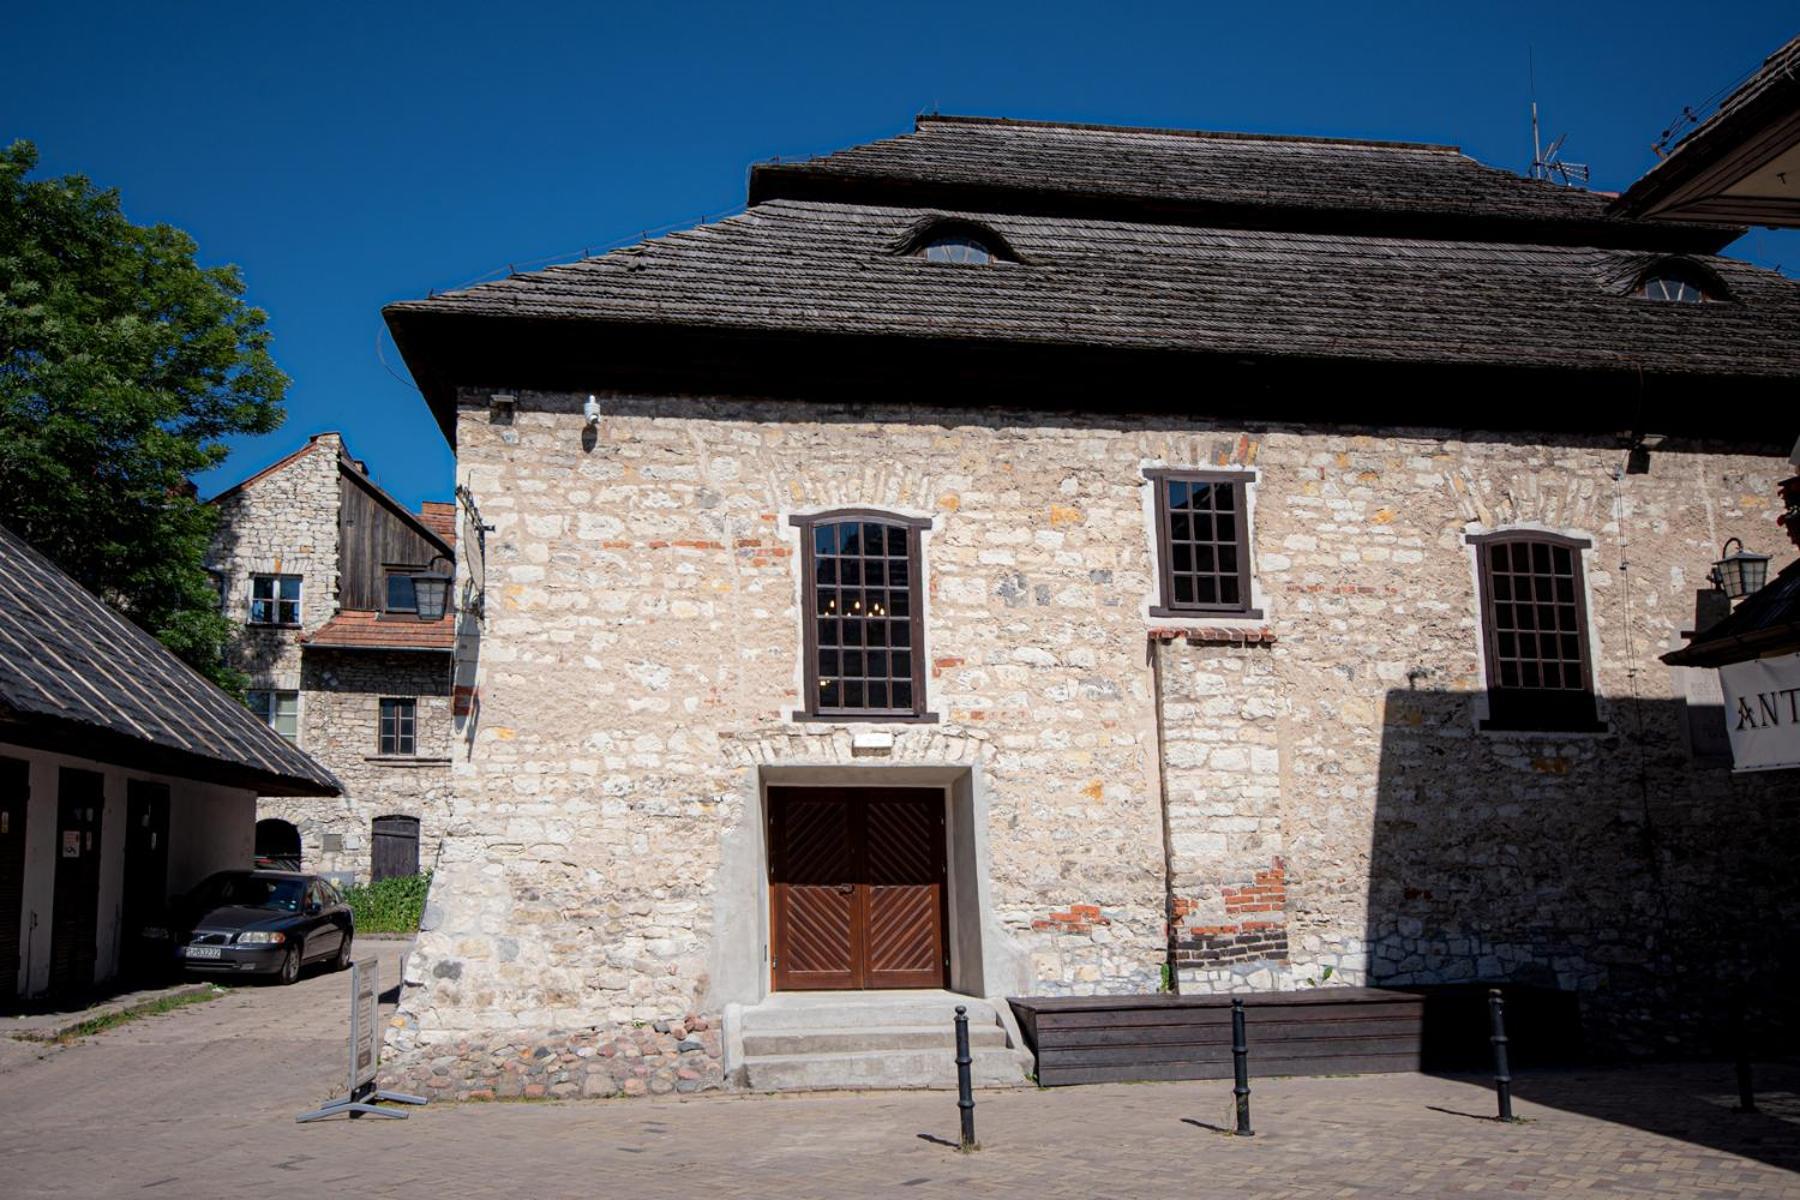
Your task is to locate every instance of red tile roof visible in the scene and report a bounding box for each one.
[302,609,454,652]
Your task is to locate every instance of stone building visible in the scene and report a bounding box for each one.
[208,433,455,884]
[377,115,1800,1098]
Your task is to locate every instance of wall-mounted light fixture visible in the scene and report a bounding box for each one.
[1710,537,1771,601]
[583,394,601,425]
[410,554,456,622]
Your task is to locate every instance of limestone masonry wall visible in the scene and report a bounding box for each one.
[258,650,452,878]
[211,435,455,883]
[390,389,1796,1067]
[211,434,342,690]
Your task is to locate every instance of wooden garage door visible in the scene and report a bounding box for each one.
[49,768,104,998]
[769,788,945,991]
[120,781,170,984]
[0,758,27,1001]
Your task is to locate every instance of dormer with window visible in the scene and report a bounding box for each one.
[899,218,1016,266]
[1634,258,1727,304]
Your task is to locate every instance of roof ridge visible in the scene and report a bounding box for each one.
[913,114,1462,155]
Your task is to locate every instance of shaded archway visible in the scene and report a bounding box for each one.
[254,818,301,871]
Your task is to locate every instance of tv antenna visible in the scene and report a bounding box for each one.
[1528,49,1590,188]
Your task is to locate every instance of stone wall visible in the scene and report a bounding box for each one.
[210,433,456,883]
[210,433,342,688]
[258,649,452,878]
[390,388,1797,1069]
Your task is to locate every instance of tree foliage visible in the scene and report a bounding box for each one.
[0,140,286,691]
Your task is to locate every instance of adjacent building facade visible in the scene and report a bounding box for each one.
[208,433,455,885]
[0,524,339,1002]
[378,114,1800,1097]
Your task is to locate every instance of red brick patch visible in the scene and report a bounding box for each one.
[1032,903,1112,936]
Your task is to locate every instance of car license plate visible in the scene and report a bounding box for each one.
[185,945,222,960]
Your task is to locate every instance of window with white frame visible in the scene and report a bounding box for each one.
[249,574,301,625]
[248,690,299,742]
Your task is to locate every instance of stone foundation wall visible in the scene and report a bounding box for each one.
[380,1015,725,1101]
[393,388,1798,1063]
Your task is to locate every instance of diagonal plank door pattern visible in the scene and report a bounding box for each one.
[770,788,945,991]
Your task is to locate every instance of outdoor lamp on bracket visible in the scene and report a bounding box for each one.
[410,555,455,622]
[1710,537,1771,601]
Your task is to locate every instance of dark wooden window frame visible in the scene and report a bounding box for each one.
[383,563,422,614]
[1144,468,1262,619]
[789,508,937,724]
[1467,529,1605,734]
[378,696,418,756]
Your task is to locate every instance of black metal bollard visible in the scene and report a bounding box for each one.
[954,1005,976,1149]
[1488,988,1515,1122]
[1231,997,1254,1137]
[1733,997,1758,1114]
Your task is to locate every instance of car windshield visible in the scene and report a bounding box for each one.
[192,873,306,913]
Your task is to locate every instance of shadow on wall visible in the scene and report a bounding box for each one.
[1367,686,1800,1167]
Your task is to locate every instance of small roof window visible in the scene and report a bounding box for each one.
[1643,275,1708,303]
[920,235,994,265]
[1632,258,1725,304]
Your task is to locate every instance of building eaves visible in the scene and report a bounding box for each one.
[0,523,341,797]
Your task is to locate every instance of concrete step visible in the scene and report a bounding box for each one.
[741,995,1003,1033]
[741,1046,1027,1092]
[742,1022,1008,1057]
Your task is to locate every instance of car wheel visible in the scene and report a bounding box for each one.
[333,935,353,972]
[277,945,301,986]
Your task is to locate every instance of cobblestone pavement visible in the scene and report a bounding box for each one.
[1,957,1795,1198]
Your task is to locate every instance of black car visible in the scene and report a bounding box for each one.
[175,870,355,984]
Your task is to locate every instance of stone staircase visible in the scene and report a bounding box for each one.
[734,991,1032,1092]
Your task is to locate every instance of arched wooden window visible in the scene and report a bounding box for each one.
[371,815,420,881]
[1468,530,1602,732]
[789,510,935,721]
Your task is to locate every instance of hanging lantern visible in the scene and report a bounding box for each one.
[410,557,455,622]
[1710,538,1771,600]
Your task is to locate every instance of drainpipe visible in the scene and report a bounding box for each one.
[1148,634,1179,993]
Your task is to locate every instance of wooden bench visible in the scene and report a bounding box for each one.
[1009,988,1429,1086]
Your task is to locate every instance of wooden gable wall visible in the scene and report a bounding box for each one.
[338,469,448,611]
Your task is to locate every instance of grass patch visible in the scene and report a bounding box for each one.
[342,871,432,934]
[47,987,221,1044]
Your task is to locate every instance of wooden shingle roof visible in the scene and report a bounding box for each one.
[390,199,1800,378]
[749,116,1733,249]
[0,523,341,796]
[387,115,1800,449]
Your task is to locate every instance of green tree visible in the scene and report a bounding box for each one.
[0,140,286,692]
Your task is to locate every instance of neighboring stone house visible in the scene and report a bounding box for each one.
[377,114,1800,1097]
[208,433,455,885]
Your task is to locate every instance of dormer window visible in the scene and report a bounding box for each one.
[1643,275,1707,303]
[1633,258,1724,304]
[900,218,1014,265]
[920,235,994,265]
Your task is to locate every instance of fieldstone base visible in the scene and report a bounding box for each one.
[381,1017,727,1102]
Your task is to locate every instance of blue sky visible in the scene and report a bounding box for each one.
[7,3,1797,509]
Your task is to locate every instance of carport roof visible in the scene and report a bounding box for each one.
[0,522,341,797]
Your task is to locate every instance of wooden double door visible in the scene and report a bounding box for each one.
[769,787,947,991]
